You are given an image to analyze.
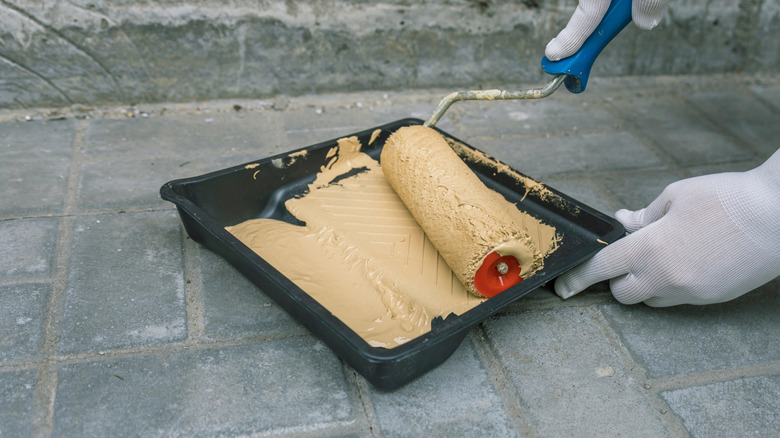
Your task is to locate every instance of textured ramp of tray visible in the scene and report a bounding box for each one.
[228,218,438,347]
[285,159,484,315]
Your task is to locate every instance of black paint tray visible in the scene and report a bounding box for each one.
[160,118,624,390]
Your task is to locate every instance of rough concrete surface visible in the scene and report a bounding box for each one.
[1,0,778,108]
[0,73,778,437]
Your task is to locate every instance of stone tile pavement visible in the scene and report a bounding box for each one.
[1,74,778,437]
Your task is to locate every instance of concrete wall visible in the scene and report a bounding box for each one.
[1,0,777,109]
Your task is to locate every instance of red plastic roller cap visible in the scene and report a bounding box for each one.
[473,252,523,298]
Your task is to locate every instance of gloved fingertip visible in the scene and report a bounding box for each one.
[615,208,645,233]
[554,274,583,299]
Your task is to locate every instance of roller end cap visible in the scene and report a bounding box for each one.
[473,252,523,298]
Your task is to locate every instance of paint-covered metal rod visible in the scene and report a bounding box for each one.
[424,75,565,127]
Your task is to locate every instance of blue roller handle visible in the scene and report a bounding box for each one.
[541,0,633,93]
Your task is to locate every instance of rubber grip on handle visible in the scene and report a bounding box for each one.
[541,0,633,93]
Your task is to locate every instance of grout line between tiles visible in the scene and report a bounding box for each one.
[181,230,206,342]
[343,365,380,438]
[0,331,313,375]
[586,306,691,437]
[649,360,780,393]
[0,205,175,223]
[30,119,88,438]
[0,277,55,288]
[472,329,538,437]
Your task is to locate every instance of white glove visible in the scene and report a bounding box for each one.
[555,150,780,307]
[545,0,672,61]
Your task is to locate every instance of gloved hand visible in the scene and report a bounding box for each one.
[545,0,672,61]
[554,150,780,307]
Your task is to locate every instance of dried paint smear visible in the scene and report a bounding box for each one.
[227,135,560,348]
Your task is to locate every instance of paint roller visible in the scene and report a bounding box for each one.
[382,0,634,297]
[381,125,540,298]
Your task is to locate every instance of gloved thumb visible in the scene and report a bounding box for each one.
[554,237,631,299]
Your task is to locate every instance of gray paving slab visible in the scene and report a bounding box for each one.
[366,337,519,438]
[682,160,763,179]
[484,307,670,437]
[199,248,307,341]
[598,169,683,211]
[0,155,70,218]
[752,83,780,112]
[599,281,780,379]
[684,91,780,157]
[79,157,202,210]
[0,120,73,217]
[84,112,286,159]
[268,98,454,156]
[450,97,616,139]
[0,284,49,362]
[52,338,355,437]
[474,131,662,179]
[661,375,780,438]
[58,210,187,354]
[77,153,260,211]
[281,95,459,138]
[0,217,58,279]
[281,105,389,147]
[0,119,74,157]
[610,96,752,166]
[0,369,38,438]
[542,177,618,215]
[357,96,448,125]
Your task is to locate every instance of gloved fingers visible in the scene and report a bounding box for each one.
[614,209,646,233]
[545,0,611,61]
[611,274,694,307]
[615,186,677,232]
[632,0,670,30]
[609,272,656,305]
[606,223,669,304]
[554,235,633,299]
